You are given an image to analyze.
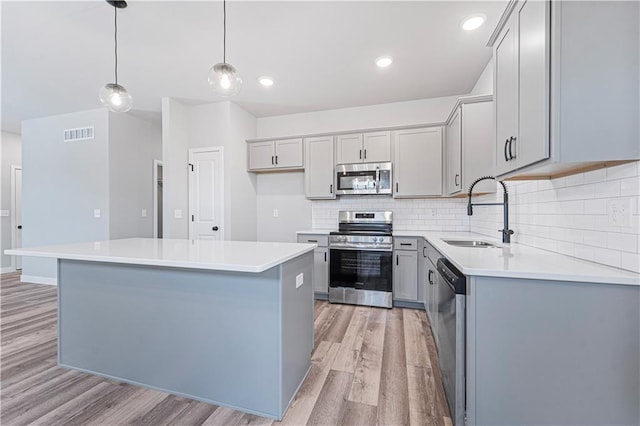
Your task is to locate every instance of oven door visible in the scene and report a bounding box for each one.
[329,248,392,292]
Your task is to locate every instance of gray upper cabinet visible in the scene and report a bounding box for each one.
[247,138,303,171]
[490,0,639,179]
[446,107,462,195]
[336,131,391,164]
[461,98,496,194]
[362,131,392,163]
[393,127,443,198]
[494,0,549,176]
[304,136,335,199]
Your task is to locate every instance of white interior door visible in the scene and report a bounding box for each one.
[12,167,23,270]
[189,148,224,240]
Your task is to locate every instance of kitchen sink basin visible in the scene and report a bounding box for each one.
[442,239,497,248]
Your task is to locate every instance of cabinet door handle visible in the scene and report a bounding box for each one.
[324,252,327,262]
[308,239,318,243]
[423,246,427,257]
[504,139,510,162]
[330,184,333,194]
[364,149,367,159]
[396,254,399,266]
[271,155,275,165]
[396,182,399,193]
[400,243,412,246]
[275,155,278,165]
[212,226,219,231]
[359,149,362,160]
[455,174,460,186]
[428,269,434,284]
[508,137,516,160]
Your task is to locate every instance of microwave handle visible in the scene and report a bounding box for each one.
[375,167,380,194]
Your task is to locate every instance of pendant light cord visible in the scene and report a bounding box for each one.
[223,0,226,63]
[114,5,118,84]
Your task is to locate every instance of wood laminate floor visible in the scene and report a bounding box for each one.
[0,272,450,426]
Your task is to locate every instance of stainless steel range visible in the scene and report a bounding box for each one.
[329,211,393,308]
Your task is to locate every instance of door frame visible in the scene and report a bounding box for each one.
[10,165,22,271]
[153,159,163,238]
[188,147,225,241]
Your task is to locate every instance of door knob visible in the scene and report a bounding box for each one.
[212,226,219,231]
[17,225,22,229]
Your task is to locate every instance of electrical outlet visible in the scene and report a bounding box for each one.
[93,209,101,218]
[141,209,147,217]
[273,209,279,217]
[427,208,437,217]
[296,273,304,288]
[0,210,9,217]
[174,209,183,219]
[608,198,633,227]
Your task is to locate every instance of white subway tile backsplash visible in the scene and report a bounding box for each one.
[312,196,469,231]
[469,161,640,273]
[312,162,640,274]
[606,162,637,181]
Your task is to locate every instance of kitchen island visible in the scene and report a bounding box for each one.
[6,238,316,420]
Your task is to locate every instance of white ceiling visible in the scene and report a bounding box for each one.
[1,1,507,133]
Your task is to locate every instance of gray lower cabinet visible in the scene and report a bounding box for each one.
[422,240,439,342]
[466,275,639,425]
[297,234,329,296]
[393,238,419,303]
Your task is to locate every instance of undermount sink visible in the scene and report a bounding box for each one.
[442,239,498,248]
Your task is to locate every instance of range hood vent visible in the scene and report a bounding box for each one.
[64,126,94,142]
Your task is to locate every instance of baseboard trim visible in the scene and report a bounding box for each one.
[1,267,16,274]
[20,275,58,286]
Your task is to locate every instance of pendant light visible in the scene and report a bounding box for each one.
[99,0,132,112]
[207,0,242,97]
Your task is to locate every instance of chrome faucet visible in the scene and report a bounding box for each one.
[467,176,514,244]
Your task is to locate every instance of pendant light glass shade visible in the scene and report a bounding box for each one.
[99,83,133,112]
[208,0,241,97]
[208,62,242,97]
[100,1,132,112]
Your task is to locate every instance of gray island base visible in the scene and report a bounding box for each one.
[57,253,314,420]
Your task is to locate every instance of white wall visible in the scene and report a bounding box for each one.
[254,95,460,242]
[21,109,111,281]
[109,112,162,239]
[161,98,190,239]
[257,95,460,139]
[229,103,258,241]
[1,131,22,272]
[469,60,493,95]
[161,99,258,241]
[470,162,640,273]
[257,173,311,242]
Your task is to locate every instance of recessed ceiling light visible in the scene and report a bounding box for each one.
[375,56,393,68]
[259,77,274,87]
[461,14,486,31]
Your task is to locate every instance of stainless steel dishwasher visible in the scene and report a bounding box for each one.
[436,258,466,426]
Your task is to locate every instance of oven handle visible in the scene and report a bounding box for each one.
[329,245,393,252]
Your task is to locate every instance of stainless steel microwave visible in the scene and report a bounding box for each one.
[335,162,392,195]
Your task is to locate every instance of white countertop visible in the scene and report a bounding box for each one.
[5,238,316,273]
[393,231,639,286]
[296,229,335,235]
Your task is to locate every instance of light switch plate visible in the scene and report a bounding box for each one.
[0,210,9,217]
[608,198,633,227]
[296,273,304,288]
[273,209,279,217]
[174,209,182,219]
[93,209,101,218]
[141,209,147,217]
